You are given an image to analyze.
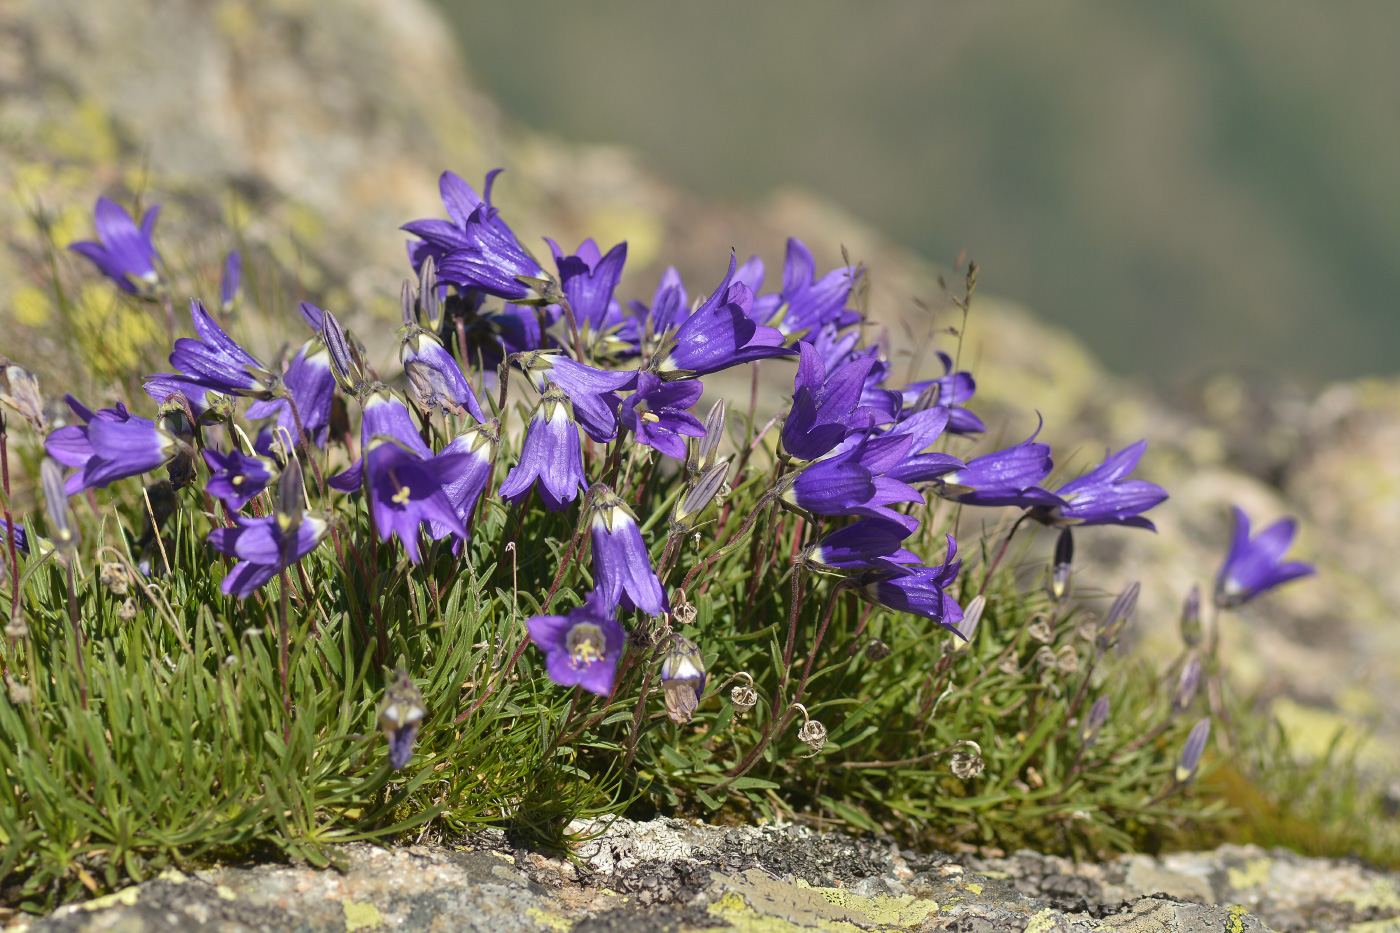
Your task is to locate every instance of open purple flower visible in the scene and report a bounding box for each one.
[526,590,627,696]
[801,518,920,572]
[620,371,705,460]
[45,397,184,494]
[169,299,283,399]
[329,387,432,492]
[67,196,161,294]
[629,266,689,341]
[760,238,861,339]
[858,534,964,633]
[934,425,1064,509]
[899,352,985,435]
[363,438,469,564]
[589,484,667,615]
[782,434,922,531]
[402,169,505,270]
[549,238,639,360]
[1215,506,1315,608]
[498,383,586,510]
[203,447,278,511]
[649,255,794,380]
[220,251,242,312]
[521,354,636,443]
[880,408,964,485]
[431,170,558,306]
[780,341,888,463]
[1028,440,1167,530]
[207,511,330,599]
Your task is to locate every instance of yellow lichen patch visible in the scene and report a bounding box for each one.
[1226,858,1271,890]
[1227,904,1249,933]
[1338,879,1400,912]
[1023,908,1060,933]
[214,885,237,901]
[79,886,140,911]
[342,899,384,931]
[40,98,120,166]
[525,906,574,931]
[12,285,51,328]
[69,283,164,381]
[963,883,984,895]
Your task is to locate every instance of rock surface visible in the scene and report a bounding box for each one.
[8,818,1399,932]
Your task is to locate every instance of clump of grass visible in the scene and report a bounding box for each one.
[0,174,1359,910]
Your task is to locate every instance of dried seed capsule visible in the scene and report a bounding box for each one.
[865,638,892,661]
[730,673,758,714]
[1054,645,1080,675]
[1034,646,1057,669]
[1027,620,1053,644]
[117,598,139,622]
[99,562,130,596]
[950,750,985,780]
[797,718,827,756]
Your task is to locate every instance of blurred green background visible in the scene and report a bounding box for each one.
[434,0,1400,388]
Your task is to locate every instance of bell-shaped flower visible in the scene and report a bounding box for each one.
[67,196,161,294]
[520,353,635,443]
[758,239,861,339]
[143,376,233,424]
[378,669,428,770]
[243,302,337,446]
[328,387,431,492]
[402,169,507,270]
[858,535,965,633]
[899,352,985,435]
[169,299,283,400]
[782,434,922,532]
[1028,440,1167,530]
[363,437,468,564]
[781,341,889,463]
[800,517,920,573]
[629,266,689,342]
[1214,506,1315,609]
[45,396,185,494]
[429,420,499,548]
[549,238,639,360]
[660,636,707,724]
[881,408,965,486]
[433,171,559,305]
[934,424,1064,509]
[497,383,586,510]
[203,446,279,511]
[399,323,485,422]
[526,590,627,696]
[620,372,705,460]
[648,255,794,380]
[589,483,667,615]
[207,467,329,599]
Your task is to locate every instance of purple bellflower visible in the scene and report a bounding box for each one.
[244,303,337,446]
[169,299,282,400]
[207,511,329,600]
[589,484,668,615]
[329,386,431,493]
[619,371,705,460]
[859,535,965,633]
[428,419,499,549]
[649,255,794,380]
[497,383,586,510]
[782,434,922,532]
[780,341,889,463]
[549,238,639,360]
[935,425,1064,509]
[363,437,469,564]
[880,408,965,486]
[399,322,486,422]
[760,239,861,339]
[629,266,689,342]
[203,446,279,511]
[220,251,242,312]
[801,517,920,573]
[432,170,560,305]
[44,396,185,494]
[526,590,628,696]
[899,352,985,435]
[520,353,636,443]
[402,169,505,270]
[378,669,428,771]
[1215,506,1315,608]
[1028,440,1168,530]
[68,196,161,294]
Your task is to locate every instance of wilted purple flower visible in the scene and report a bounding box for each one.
[378,668,428,770]
[649,255,794,380]
[428,420,498,549]
[1215,506,1315,609]
[207,511,329,599]
[527,590,627,696]
[660,636,707,724]
[589,484,667,615]
[363,438,468,564]
[781,341,888,463]
[1029,440,1167,530]
[45,398,184,494]
[880,408,965,486]
[497,383,586,510]
[521,353,635,443]
[620,371,705,460]
[67,196,161,294]
[169,299,282,399]
[549,238,639,359]
[399,322,486,422]
[629,266,689,340]
[782,434,922,531]
[203,447,278,511]
[858,534,964,632]
[899,352,985,435]
[1175,717,1211,784]
[801,517,918,572]
[220,250,242,312]
[143,376,233,424]
[935,426,1064,509]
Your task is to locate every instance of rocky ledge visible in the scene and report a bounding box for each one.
[9,818,1397,933]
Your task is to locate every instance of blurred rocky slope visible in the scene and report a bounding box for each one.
[1,0,1395,769]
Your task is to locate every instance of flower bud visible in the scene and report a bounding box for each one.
[953,595,984,647]
[1175,717,1211,784]
[1049,528,1073,601]
[1172,655,1202,715]
[660,636,707,724]
[1081,695,1110,747]
[670,461,730,537]
[1179,584,1203,648]
[687,398,727,477]
[40,457,77,552]
[321,309,369,398]
[378,668,428,770]
[1097,581,1140,651]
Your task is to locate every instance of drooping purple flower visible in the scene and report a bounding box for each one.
[207,512,330,599]
[801,518,920,572]
[649,255,795,380]
[378,668,428,771]
[660,635,707,723]
[363,438,469,564]
[526,590,628,696]
[402,169,505,270]
[1214,507,1315,609]
[780,341,889,463]
[497,383,586,511]
[203,447,279,511]
[899,352,985,435]
[934,425,1064,509]
[400,323,486,422]
[782,434,922,531]
[45,397,183,494]
[143,376,233,423]
[589,484,667,615]
[858,534,965,633]
[328,387,430,493]
[1028,440,1168,530]
[549,238,639,360]
[67,196,161,294]
[169,299,282,399]
[880,408,965,485]
[428,420,499,549]
[220,250,242,312]
[619,371,705,460]
[520,353,636,444]
[243,303,337,446]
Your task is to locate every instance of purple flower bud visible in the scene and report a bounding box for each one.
[67,197,161,294]
[1180,585,1203,647]
[589,484,667,616]
[670,461,730,537]
[220,250,242,312]
[1175,717,1211,784]
[1050,527,1074,601]
[1215,506,1315,609]
[1081,696,1110,747]
[1096,581,1140,651]
[1173,656,1202,715]
[687,398,727,477]
[526,591,627,696]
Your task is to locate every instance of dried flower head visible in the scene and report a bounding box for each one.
[1027,619,1053,644]
[99,561,130,596]
[998,656,1022,677]
[5,673,31,706]
[0,362,48,433]
[117,598,139,622]
[951,750,985,780]
[730,672,758,715]
[865,638,892,662]
[1034,646,1057,669]
[1054,645,1080,675]
[797,717,827,757]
